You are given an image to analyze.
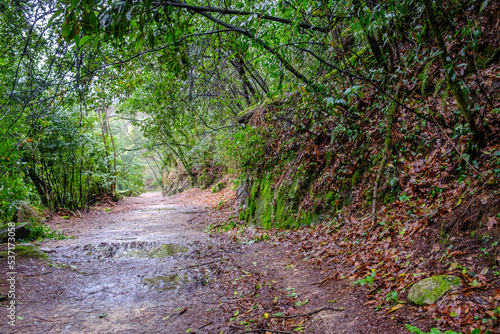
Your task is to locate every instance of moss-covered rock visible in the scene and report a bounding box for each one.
[116,189,133,197]
[0,222,31,243]
[0,243,49,260]
[408,275,461,305]
[211,182,226,193]
[12,202,44,223]
[162,169,191,196]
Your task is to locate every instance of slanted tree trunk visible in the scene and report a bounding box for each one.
[352,0,388,72]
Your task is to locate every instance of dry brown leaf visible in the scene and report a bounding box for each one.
[486,216,498,230]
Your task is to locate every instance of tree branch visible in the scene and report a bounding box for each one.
[162,0,328,32]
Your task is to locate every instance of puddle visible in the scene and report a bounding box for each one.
[139,207,174,212]
[142,274,189,290]
[54,241,188,261]
[124,243,188,258]
[179,210,206,214]
[138,205,175,212]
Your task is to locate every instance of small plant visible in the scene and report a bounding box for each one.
[23,222,70,241]
[384,291,399,305]
[353,270,377,287]
[405,324,462,334]
[399,193,411,202]
[253,233,270,242]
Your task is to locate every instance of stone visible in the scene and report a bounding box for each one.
[0,222,31,243]
[408,275,461,306]
[211,182,226,193]
[162,169,191,196]
[12,201,44,223]
[235,183,249,206]
[6,243,49,260]
[116,189,133,197]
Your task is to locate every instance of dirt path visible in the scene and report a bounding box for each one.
[1,191,404,333]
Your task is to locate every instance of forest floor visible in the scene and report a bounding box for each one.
[0,188,406,334]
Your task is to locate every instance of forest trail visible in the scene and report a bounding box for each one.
[1,191,403,333]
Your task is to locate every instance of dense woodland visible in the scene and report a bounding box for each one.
[1,0,500,332]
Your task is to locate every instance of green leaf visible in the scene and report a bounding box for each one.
[480,0,490,12]
[78,35,92,47]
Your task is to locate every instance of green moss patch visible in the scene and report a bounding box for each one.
[408,275,461,306]
[211,182,226,193]
[0,244,49,260]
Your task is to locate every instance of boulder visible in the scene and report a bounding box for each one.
[408,275,461,306]
[116,189,133,197]
[211,182,226,193]
[235,183,249,206]
[12,201,44,223]
[0,222,31,243]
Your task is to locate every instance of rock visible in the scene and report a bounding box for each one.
[162,169,191,196]
[8,243,49,260]
[236,183,249,207]
[211,182,226,193]
[116,189,133,197]
[408,275,461,305]
[12,201,44,223]
[0,222,31,243]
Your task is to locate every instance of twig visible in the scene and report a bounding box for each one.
[311,275,335,286]
[33,315,56,322]
[171,258,226,272]
[25,271,54,277]
[367,283,384,295]
[270,306,344,319]
[198,321,213,329]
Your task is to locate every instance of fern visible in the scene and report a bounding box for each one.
[434,77,446,98]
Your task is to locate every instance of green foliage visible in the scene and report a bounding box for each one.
[223,126,266,171]
[0,173,32,222]
[23,222,70,241]
[21,109,114,210]
[404,324,462,334]
[353,270,377,287]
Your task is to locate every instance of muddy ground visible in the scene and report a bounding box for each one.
[0,190,404,333]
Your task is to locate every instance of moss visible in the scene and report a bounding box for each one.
[0,244,49,260]
[408,275,461,306]
[240,167,321,229]
[211,182,226,193]
[353,170,362,184]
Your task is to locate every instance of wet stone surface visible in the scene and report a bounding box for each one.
[52,241,189,261]
[0,193,210,333]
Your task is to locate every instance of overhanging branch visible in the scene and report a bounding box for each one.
[162,0,328,32]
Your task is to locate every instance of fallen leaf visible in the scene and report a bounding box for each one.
[384,303,404,314]
[487,216,498,230]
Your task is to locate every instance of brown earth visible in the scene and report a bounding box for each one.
[0,189,404,333]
